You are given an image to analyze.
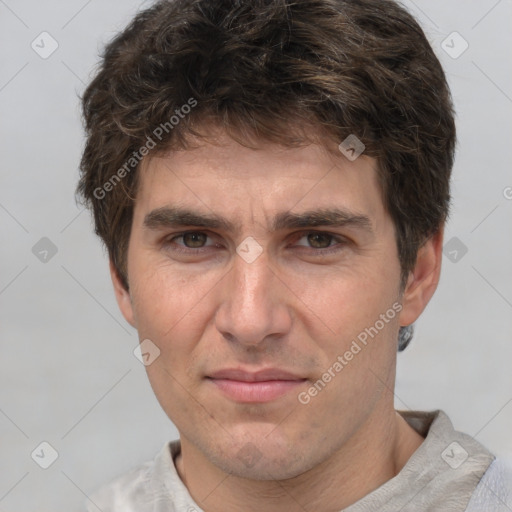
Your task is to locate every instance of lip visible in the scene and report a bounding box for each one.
[207,368,307,403]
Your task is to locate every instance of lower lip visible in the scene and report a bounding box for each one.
[208,378,306,403]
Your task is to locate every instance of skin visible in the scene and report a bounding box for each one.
[112,129,443,512]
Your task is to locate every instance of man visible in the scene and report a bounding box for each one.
[78,0,511,510]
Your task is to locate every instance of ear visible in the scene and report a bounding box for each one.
[399,226,444,327]
[110,260,137,328]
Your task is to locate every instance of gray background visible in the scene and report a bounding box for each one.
[1,1,511,511]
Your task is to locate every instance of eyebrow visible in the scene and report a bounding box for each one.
[143,206,374,235]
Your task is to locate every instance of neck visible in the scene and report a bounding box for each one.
[175,407,424,512]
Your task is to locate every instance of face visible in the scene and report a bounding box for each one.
[113,130,435,480]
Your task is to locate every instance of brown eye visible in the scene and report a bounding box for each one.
[306,232,334,248]
[182,232,208,248]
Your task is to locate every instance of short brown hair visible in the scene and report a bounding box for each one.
[77,0,455,293]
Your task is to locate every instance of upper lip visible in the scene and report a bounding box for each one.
[208,368,306,382]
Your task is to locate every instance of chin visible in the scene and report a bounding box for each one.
[216,452,309,481]
[203,432,315,481]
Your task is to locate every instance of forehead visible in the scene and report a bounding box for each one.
[134,133,387,231]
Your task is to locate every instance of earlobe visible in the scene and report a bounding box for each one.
[109,260,137,328]
[399,227,444,327]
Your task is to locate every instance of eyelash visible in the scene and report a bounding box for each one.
[164,230,348,256]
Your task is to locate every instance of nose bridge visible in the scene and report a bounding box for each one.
[233,253,272,309]
[215,250,291,345]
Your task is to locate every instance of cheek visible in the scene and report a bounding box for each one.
[129,260,218,346]
[290,264,394,338]
[288,259,402,396]
[129,267,217,410]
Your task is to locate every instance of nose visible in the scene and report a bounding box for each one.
[214,249,293,348]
